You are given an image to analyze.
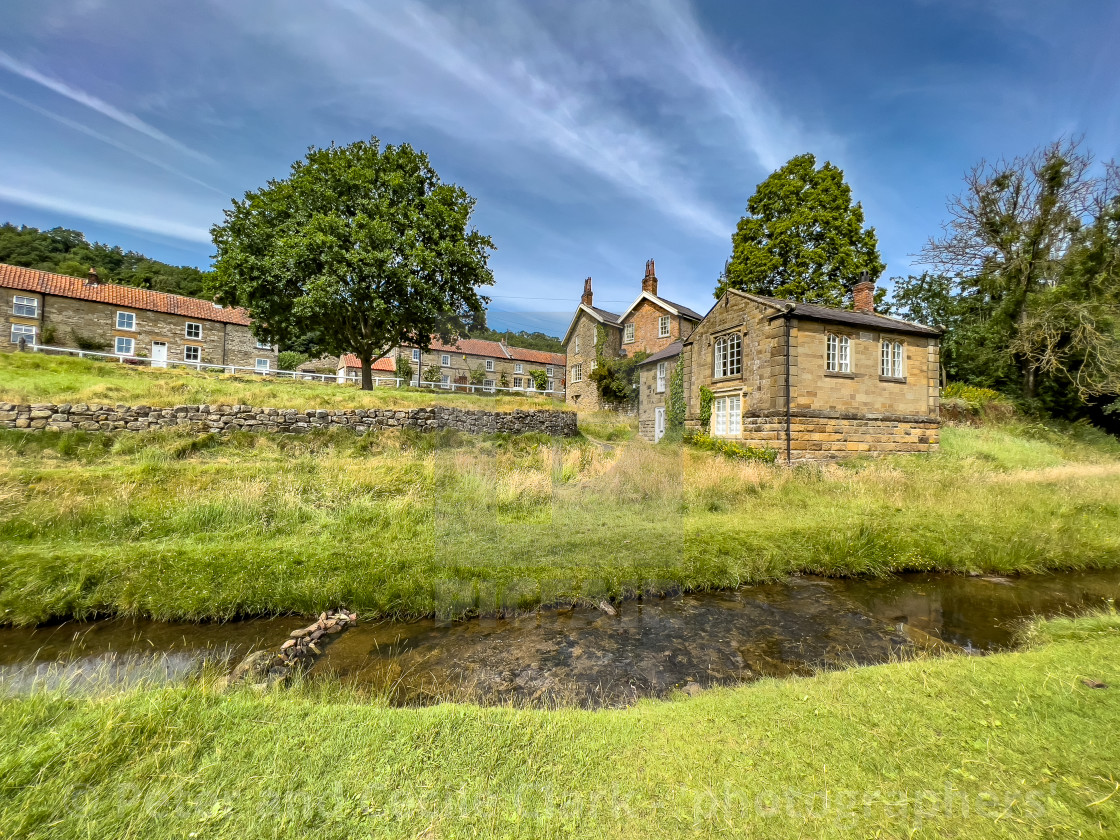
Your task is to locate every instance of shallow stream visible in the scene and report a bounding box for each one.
[1,570,1116,706]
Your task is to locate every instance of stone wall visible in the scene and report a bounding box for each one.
[739,411,940,461]
[564,310,617,411]
[637,355,676,441]
[0,402,579,437]
[620,298,695,358]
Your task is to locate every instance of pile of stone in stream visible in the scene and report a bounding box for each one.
[226,609,357,689]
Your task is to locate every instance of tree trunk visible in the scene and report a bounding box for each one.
[361,357,373,391]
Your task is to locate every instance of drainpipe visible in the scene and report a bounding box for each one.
[222,322,228,366]
[783,308,793,466]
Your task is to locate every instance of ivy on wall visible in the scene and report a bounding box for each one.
[590,323,646,405]
[699,386,714,432]
[664,361,686,442]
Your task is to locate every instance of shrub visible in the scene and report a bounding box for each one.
[528,369,548,391]
[422,364,443,383]
[71,329,109,351]
[277,351,308,371]
[698,386,713,432]
[686,431,777,463]
[395,356,413,383]
[941,383,1015,424]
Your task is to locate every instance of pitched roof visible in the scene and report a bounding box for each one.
[338,354,397,371]
[742,292,943,337]
[618,291,705,323]
[505,345,566,366]
[561,303,622,346]
[656,297,705,321]
[589,306,622,325]
[636,340,682,366]
[417,337,512,358]
[0,263,253,326]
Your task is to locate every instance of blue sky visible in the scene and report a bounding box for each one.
[1,0,1118,336]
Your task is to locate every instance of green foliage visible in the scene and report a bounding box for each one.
[465,327,563,353]
[276,351,308,372]
[468,366,486,386]
[913,140,1120,427]
[941,383,1010,411]
[528,369,548,390]
[719,153,884,306]
[0,222,212,297]
[70,329,109,351]
[589,353,647,404]
[394,355,413,383]
[663,361,686,442]
[38,325,57,346]
[698,386,714,432]
[210,137,495,389]
[686,431,778,462]
[422,364,442,383]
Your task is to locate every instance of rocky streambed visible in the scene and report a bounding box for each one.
[1,570,1117,707]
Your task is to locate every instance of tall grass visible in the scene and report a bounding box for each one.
[1,419,1118,625]
[0,352,569,412]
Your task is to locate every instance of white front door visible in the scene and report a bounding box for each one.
[151,341,168,368]
[654,407,666,442]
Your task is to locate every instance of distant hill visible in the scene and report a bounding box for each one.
[1,222,564,353]
[467,328,564,353]
[0,223,213,298]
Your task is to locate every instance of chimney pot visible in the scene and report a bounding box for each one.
[852,271,876,314]
[642,259,658,296]
[86,267,100,286]
[581,276,593,307]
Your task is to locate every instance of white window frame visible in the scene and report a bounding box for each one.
[713,333,741,378]
[881,339,892,377]
[547,379,554,391]
[573,336,580,355]
[571,363,582,383]
[10,323,36,344]
[546,366,554,377]
[513,376,523,389]
[827,333,851,373]
[624,322,635,343]
[441,354,451,367]
[656,361,667,393]
[185,322,202,340]
[116,311,136,331]
[658,315,670,338]
[115,336,135,355]
[485,359,494,372]
[440,374,450,389]
[412,348,421,362]
[893,341,904,378]
[483,378,496,392]
[712,395,742,438]
[184,344,201,363]
[255,358,270,372]
[514,363,523,374]
[12,295,38,318]
[255,339,272,350]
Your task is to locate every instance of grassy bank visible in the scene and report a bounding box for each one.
[1,417,1118,625]
[0,353,567,412]
[1,613,1117,838]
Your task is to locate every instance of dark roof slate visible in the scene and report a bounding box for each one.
[658,297,705,322]
[589,306,621,324]
[751,294,942,337]
[636,340,682,365]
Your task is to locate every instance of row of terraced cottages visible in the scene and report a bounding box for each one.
[1,263,277,369]
[563,261,942,461]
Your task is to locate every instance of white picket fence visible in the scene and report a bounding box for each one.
[23,343,565,398]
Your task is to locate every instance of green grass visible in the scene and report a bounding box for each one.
[1,612,1117,838]
[0,352,569,412]
[1,416,1118,625]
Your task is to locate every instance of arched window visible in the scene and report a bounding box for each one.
[713,333,742,378]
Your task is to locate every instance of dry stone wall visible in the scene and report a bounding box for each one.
[0,402,579,436]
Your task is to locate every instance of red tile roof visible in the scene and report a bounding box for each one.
[0,263,253,326]
[338,354,397,371]
[505,345,566,366]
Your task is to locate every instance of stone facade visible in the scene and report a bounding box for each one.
[562,261,701,412]
[637,348,678,442]
[2,265,276,370]
[672,286,943,460]
[0,402,578,437]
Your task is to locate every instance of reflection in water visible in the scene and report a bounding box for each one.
[0,571,1116,706]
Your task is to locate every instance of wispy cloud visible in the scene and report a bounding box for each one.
[0,88,226,195]
[0,49,211,164]
[0,184,212,243]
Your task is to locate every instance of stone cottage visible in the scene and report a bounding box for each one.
[1,263,277,369]
[337,339,566,394]
[636,340,682,441]
[671,278,942,460]
[561,260,703,410]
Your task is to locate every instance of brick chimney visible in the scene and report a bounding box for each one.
[581,276,593,307]
[853,271,875,314]
[642,259,658,296]
[86,267,100,287]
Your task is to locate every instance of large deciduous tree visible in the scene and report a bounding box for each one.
[918,139,1117,405]
[718,153,884,306]
[210,138,494,389]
